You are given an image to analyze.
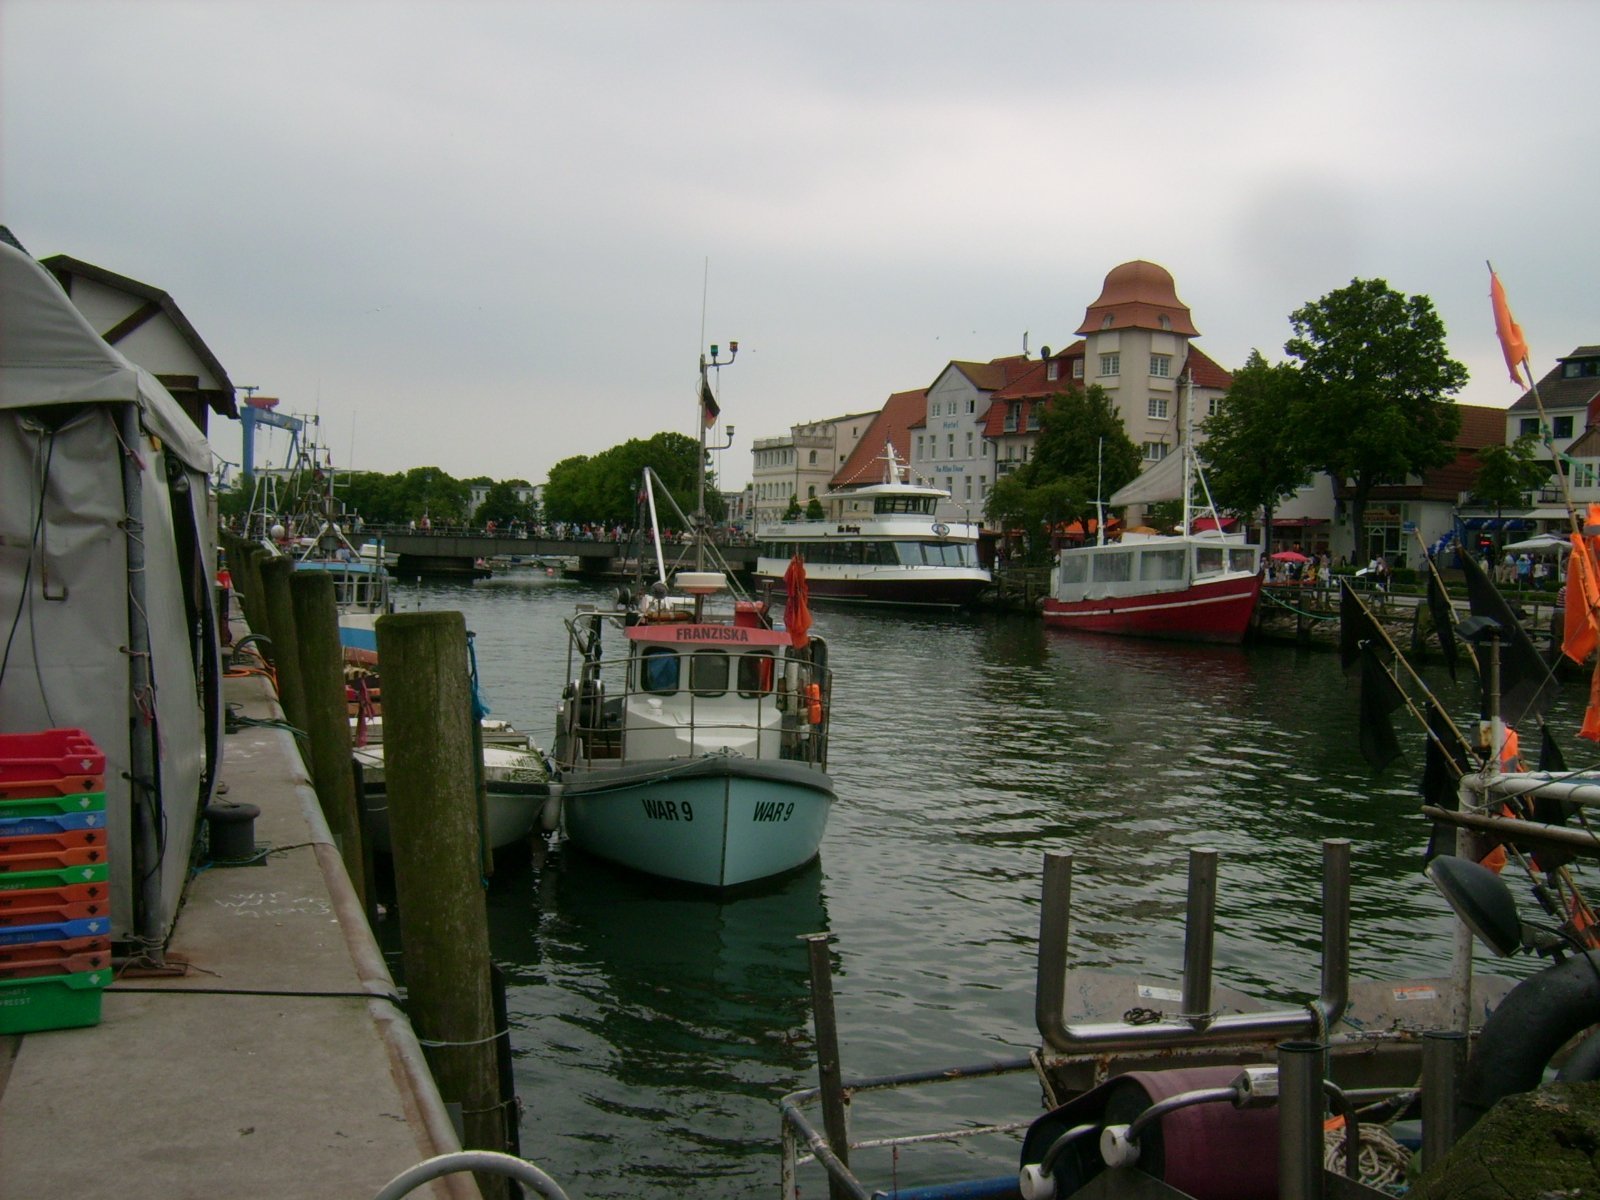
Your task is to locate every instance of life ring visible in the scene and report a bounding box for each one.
[1458,949,1600,1133]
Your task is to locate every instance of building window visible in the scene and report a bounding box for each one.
[1101,314,1115,329]
[1520,417,1540,437]
[1027,406,1041,431]
[966,432,974,457]
[1073,359,1084,379]
[967,398,976,413]
[1208,396,1223,417]
[1046,361,1060,382]
[1159,315,1171,331]
[1554,415,1575,439]
[808,450,817,464]
[1142,441,1169,461]
[1150,354,1171,378]
[947,433,956,457]
[807,485,816,498]
[1148,396,1168,419]
[1100,353,1120,377]
[964,476,972,500]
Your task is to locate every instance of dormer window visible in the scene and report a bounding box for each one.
[1101,314,1115,329]
[1046,361,1060,382]
[1159,315,1172,331]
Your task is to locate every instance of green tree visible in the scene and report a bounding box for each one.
[474,480,537,527]
[1198,350,1313,551]
[539,432,720,526]
[1284,278,1468,557]
[783,493,802,520]
[804,496,825,520]
[1474,433,1552,544]
[984,385,1140,563]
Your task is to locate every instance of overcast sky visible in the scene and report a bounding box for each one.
[3,0,1594,490]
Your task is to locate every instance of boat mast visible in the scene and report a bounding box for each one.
[1182,371,1195,536]
[697,341,737,575]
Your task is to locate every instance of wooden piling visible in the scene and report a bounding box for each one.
[257,558,310,741]
[289,571,368,911]
[238,544,272,650]
[375,611,508,1195]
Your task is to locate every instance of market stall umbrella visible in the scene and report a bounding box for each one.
[1504,533,1572,555]
[1270,550,1310,563]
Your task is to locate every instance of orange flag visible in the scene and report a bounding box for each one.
[1564,533,1598,664]
[783,553,812,648]
[1489,267,1529,387]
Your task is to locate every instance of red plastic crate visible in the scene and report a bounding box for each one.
[0,934,111,968]
[0,881,107,910]
[0,730,105,800]
[0,899,108,928]
[0,845,105,874]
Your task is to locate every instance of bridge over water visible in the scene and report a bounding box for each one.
[366,527,761,579]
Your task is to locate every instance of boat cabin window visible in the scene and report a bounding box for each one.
[639,646,679,695]
[737,649,775,697]
[1139,549,1185,581]
[689,650,730,697]
[874,496,935,516]
[1195,546,1225,577]
[1059,555,1087,584]
[1229,548,1258,573]
[894,542,974,567]
[1091,551,1132,583]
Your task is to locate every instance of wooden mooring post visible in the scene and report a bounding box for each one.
[257,557,310,740]
[375,610,508,1198]
[288,571,368,911]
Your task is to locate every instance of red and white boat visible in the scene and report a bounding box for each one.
[1041,377,1261,643]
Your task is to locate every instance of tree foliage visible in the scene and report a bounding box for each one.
[1198,349,1313,546]
[1284,278,1467,555]
[984,385,1141,563]
[1474,433,1552,520]
[540,432,723,526]
[474,480,538,527]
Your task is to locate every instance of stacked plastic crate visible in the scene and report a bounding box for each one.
[0,729,112,1034]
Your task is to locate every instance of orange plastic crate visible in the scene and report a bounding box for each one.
[0,934,111,969]
[0,845,106,874]
[0,829,105,860]
[0,899,108,928]
[0,948,110,981]
[0,881,107,910]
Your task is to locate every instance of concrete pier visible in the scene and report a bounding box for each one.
[0,669,478,1199]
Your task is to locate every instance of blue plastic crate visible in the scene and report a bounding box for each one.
[0,810,106,837]
[0,915,111,947]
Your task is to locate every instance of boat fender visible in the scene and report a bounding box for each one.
[804,682,823,725]
[540,782,564,833]
[1459,949,1600,1133]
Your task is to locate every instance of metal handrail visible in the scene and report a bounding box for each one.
[373,1150,571,1200]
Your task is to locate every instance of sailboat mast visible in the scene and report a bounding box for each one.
[1182,372,1194,535]
[696,353,708,574]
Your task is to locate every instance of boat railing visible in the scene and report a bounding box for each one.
[557,647,832,771]
[781,839,1459,1198]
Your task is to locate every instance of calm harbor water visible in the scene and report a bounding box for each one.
[389,572,1567,1198]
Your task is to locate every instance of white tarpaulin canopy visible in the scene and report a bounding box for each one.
[0,239,220,947]
[1504,533,1572,554]
[1109,449,1185,506]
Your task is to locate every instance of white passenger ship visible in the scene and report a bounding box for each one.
[754,447,991,610]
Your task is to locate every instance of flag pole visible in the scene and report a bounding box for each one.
[1413,527,1481,677]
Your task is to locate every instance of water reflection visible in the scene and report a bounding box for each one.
[486,850,828,1197]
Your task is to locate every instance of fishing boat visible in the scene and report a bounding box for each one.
[285,520,391,665]
[1042,375,1260,643]
[754,444,990,609]
[548,346,836,889]
[350,717,550,854]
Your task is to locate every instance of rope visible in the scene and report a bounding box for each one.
[1323,1123,1409,1191]
[1259,588,1340,620]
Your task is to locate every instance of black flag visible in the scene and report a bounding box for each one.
[1457,546,1558,727]
[1426,557,1460,682]
[1422,697,1475,863]
[1358,645,1405,772]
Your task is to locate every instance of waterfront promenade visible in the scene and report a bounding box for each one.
[0,669,476,1199]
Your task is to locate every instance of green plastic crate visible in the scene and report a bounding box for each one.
[0,862,110,893]
[0,967,107,1034]
[0,793,106,819]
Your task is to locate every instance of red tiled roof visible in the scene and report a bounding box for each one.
[982,344,1086,436]
[832,389,928,488]
[1184,346,1232,390]
[1507,346,1600,413]
[1363,404,1515,501]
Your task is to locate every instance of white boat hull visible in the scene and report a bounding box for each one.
[560,756,833,888]
[352,741,549,854]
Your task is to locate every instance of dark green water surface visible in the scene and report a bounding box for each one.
[392,574,1573,1198]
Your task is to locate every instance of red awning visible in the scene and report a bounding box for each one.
[1190,516,1236,532]
[1269,517,1329,527]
